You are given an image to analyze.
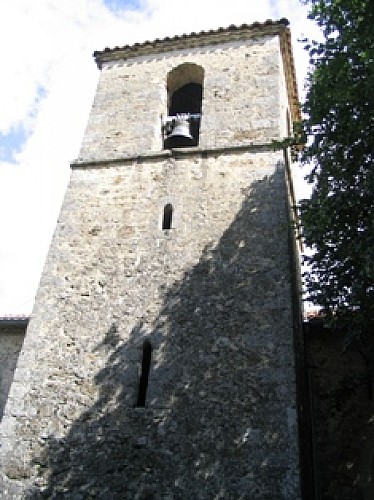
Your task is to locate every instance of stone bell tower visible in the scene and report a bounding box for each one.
[1,19,303,498]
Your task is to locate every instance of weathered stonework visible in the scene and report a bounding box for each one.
[305,321,374,500]
[0,21,302,498]
[79,22,297,161]
[0,323,26,421]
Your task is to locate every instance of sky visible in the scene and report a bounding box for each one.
[0,0,319,315]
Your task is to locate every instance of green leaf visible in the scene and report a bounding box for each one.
[300,0,374,343]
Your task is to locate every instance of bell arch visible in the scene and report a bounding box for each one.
[163,63,204,148]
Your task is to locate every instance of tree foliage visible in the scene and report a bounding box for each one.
[300,0,374,340]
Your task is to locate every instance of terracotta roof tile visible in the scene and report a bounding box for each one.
[93,18,290,63]
[92,18,300,124]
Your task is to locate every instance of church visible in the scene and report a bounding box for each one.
[1,18,370,500]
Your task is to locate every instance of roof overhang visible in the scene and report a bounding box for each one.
[93,18,300,125]
[0,316,29,328]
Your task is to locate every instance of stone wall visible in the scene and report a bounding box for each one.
[305,322,374,500]
[78,34,285,161]
[0,325,26,421]
[0,25,302,498]
[1,149,301,498]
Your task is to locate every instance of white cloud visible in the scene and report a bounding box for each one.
[0,0,314,314]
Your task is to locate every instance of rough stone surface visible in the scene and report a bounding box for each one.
[0,327,25,421]
[78,34,290,161]
[0,27,302,499]
[305,322,374,500]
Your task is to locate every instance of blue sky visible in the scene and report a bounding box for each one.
[104,0,143,12]
[0,127,29,163]
[0,0,317,314]
[0,86,47,163]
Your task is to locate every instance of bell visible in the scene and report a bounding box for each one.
[164,116,195,148]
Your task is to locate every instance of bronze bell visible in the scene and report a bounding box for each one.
[164,115,195,148]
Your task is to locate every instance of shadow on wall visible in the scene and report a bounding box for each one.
[0,324,26,421]
[25,167,298,499]
[306,322,374,500]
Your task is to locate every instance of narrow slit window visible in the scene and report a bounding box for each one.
[162,203,173,230]
[136,340,152,407]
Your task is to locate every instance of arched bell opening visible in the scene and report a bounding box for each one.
[163,63,204,149]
